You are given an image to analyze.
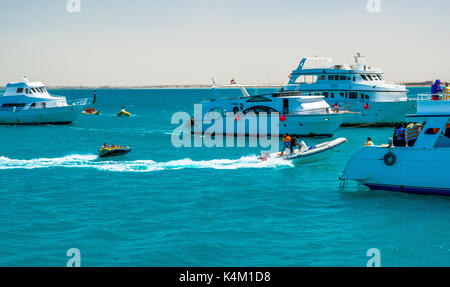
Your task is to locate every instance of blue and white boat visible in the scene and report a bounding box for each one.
[283,53,416,126]
[193,85,346,137]
[340,99,450,196]
[0,78,88,125]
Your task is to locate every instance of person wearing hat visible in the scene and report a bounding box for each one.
[431,79,443,101]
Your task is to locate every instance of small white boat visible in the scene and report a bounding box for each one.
[194,85,346,137]
[260,137,347,162]
[0,77,88,125]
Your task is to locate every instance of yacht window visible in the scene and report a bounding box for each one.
[328,75,333,81]
[366,75,373,81]
[330,92,335,98]
[360,93,365,99]
[353,76,356,81]
[340,75,346,80]
[243,106,277,115]
[425,128,440,135]
[365,95,370,99]
[31,88,37,93]
[360,75,368,81]
[377,75,383,80]
[1,103,26,108]
[294,75,318,84]
[340,92,345,98]
[319,75,326,81]
[247,96,272,103]
[324,92,329,98]
[16,88,24,93]
[25,88,30,94]
[41,102,46,108]
[349,92,358,99]
[30,103,36,107]
[435,122,450,147]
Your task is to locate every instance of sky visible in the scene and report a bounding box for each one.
[0,0,449,86]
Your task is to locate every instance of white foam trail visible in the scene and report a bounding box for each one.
[0,154,293,172]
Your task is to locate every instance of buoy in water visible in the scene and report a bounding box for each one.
[280,115,286,122]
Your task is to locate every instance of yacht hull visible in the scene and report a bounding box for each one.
[330,100,417,126]
[341,147,450,196]
[193,113,344,137]
[0,105,83,125]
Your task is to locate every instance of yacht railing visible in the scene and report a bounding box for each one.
[413,94,449,101]
[70,98,90,106]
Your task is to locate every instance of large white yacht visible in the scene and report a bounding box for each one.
[192,85,345,137]
[283,53,416,126]
[340,99,450,196]
[0,78,88,125]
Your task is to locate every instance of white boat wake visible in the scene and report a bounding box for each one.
[0,154,293,172]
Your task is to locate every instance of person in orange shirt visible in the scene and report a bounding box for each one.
[280,134,291,156]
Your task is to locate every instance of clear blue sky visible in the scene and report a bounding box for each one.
[0,0,449,86]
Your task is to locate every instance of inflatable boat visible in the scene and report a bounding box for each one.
[260,137,347,162]
[117,109,131,117]
[82,108,100,115]
[98,146,131,158]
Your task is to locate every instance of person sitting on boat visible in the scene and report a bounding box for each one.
[332,103,340,112]
[364,137,374,146]
[279,134,291,156]
[393,124,406,147]
[103,143,109,148]
[431,79,443,101]
[405,122,421,147]
[112,144,117,148]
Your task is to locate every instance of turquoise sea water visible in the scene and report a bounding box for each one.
[1,87,450,267]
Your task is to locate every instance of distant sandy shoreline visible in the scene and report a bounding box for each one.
[0,83,433,90]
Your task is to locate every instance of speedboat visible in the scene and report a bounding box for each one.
[0,77,88,125]
[283,53,416,126]
[193,85,346,137]
[260,137,347,162]
[98,146,131,158]
[340,99,450,196]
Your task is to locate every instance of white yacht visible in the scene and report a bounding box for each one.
[283,53,416,126]
[0,78,88,125]
[340,98,450,196]
[192,85,345,137]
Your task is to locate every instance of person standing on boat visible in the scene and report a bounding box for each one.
[443,82,450,101]
[431,79,443,101]
[279,134,291,156]
[405,122,421,147]
[393,124,406,147]
[290,136,299,154]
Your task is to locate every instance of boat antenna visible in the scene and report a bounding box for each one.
[212,77,216,85]
[22,76,28,83]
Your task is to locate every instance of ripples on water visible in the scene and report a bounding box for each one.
[1,87,450,266]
